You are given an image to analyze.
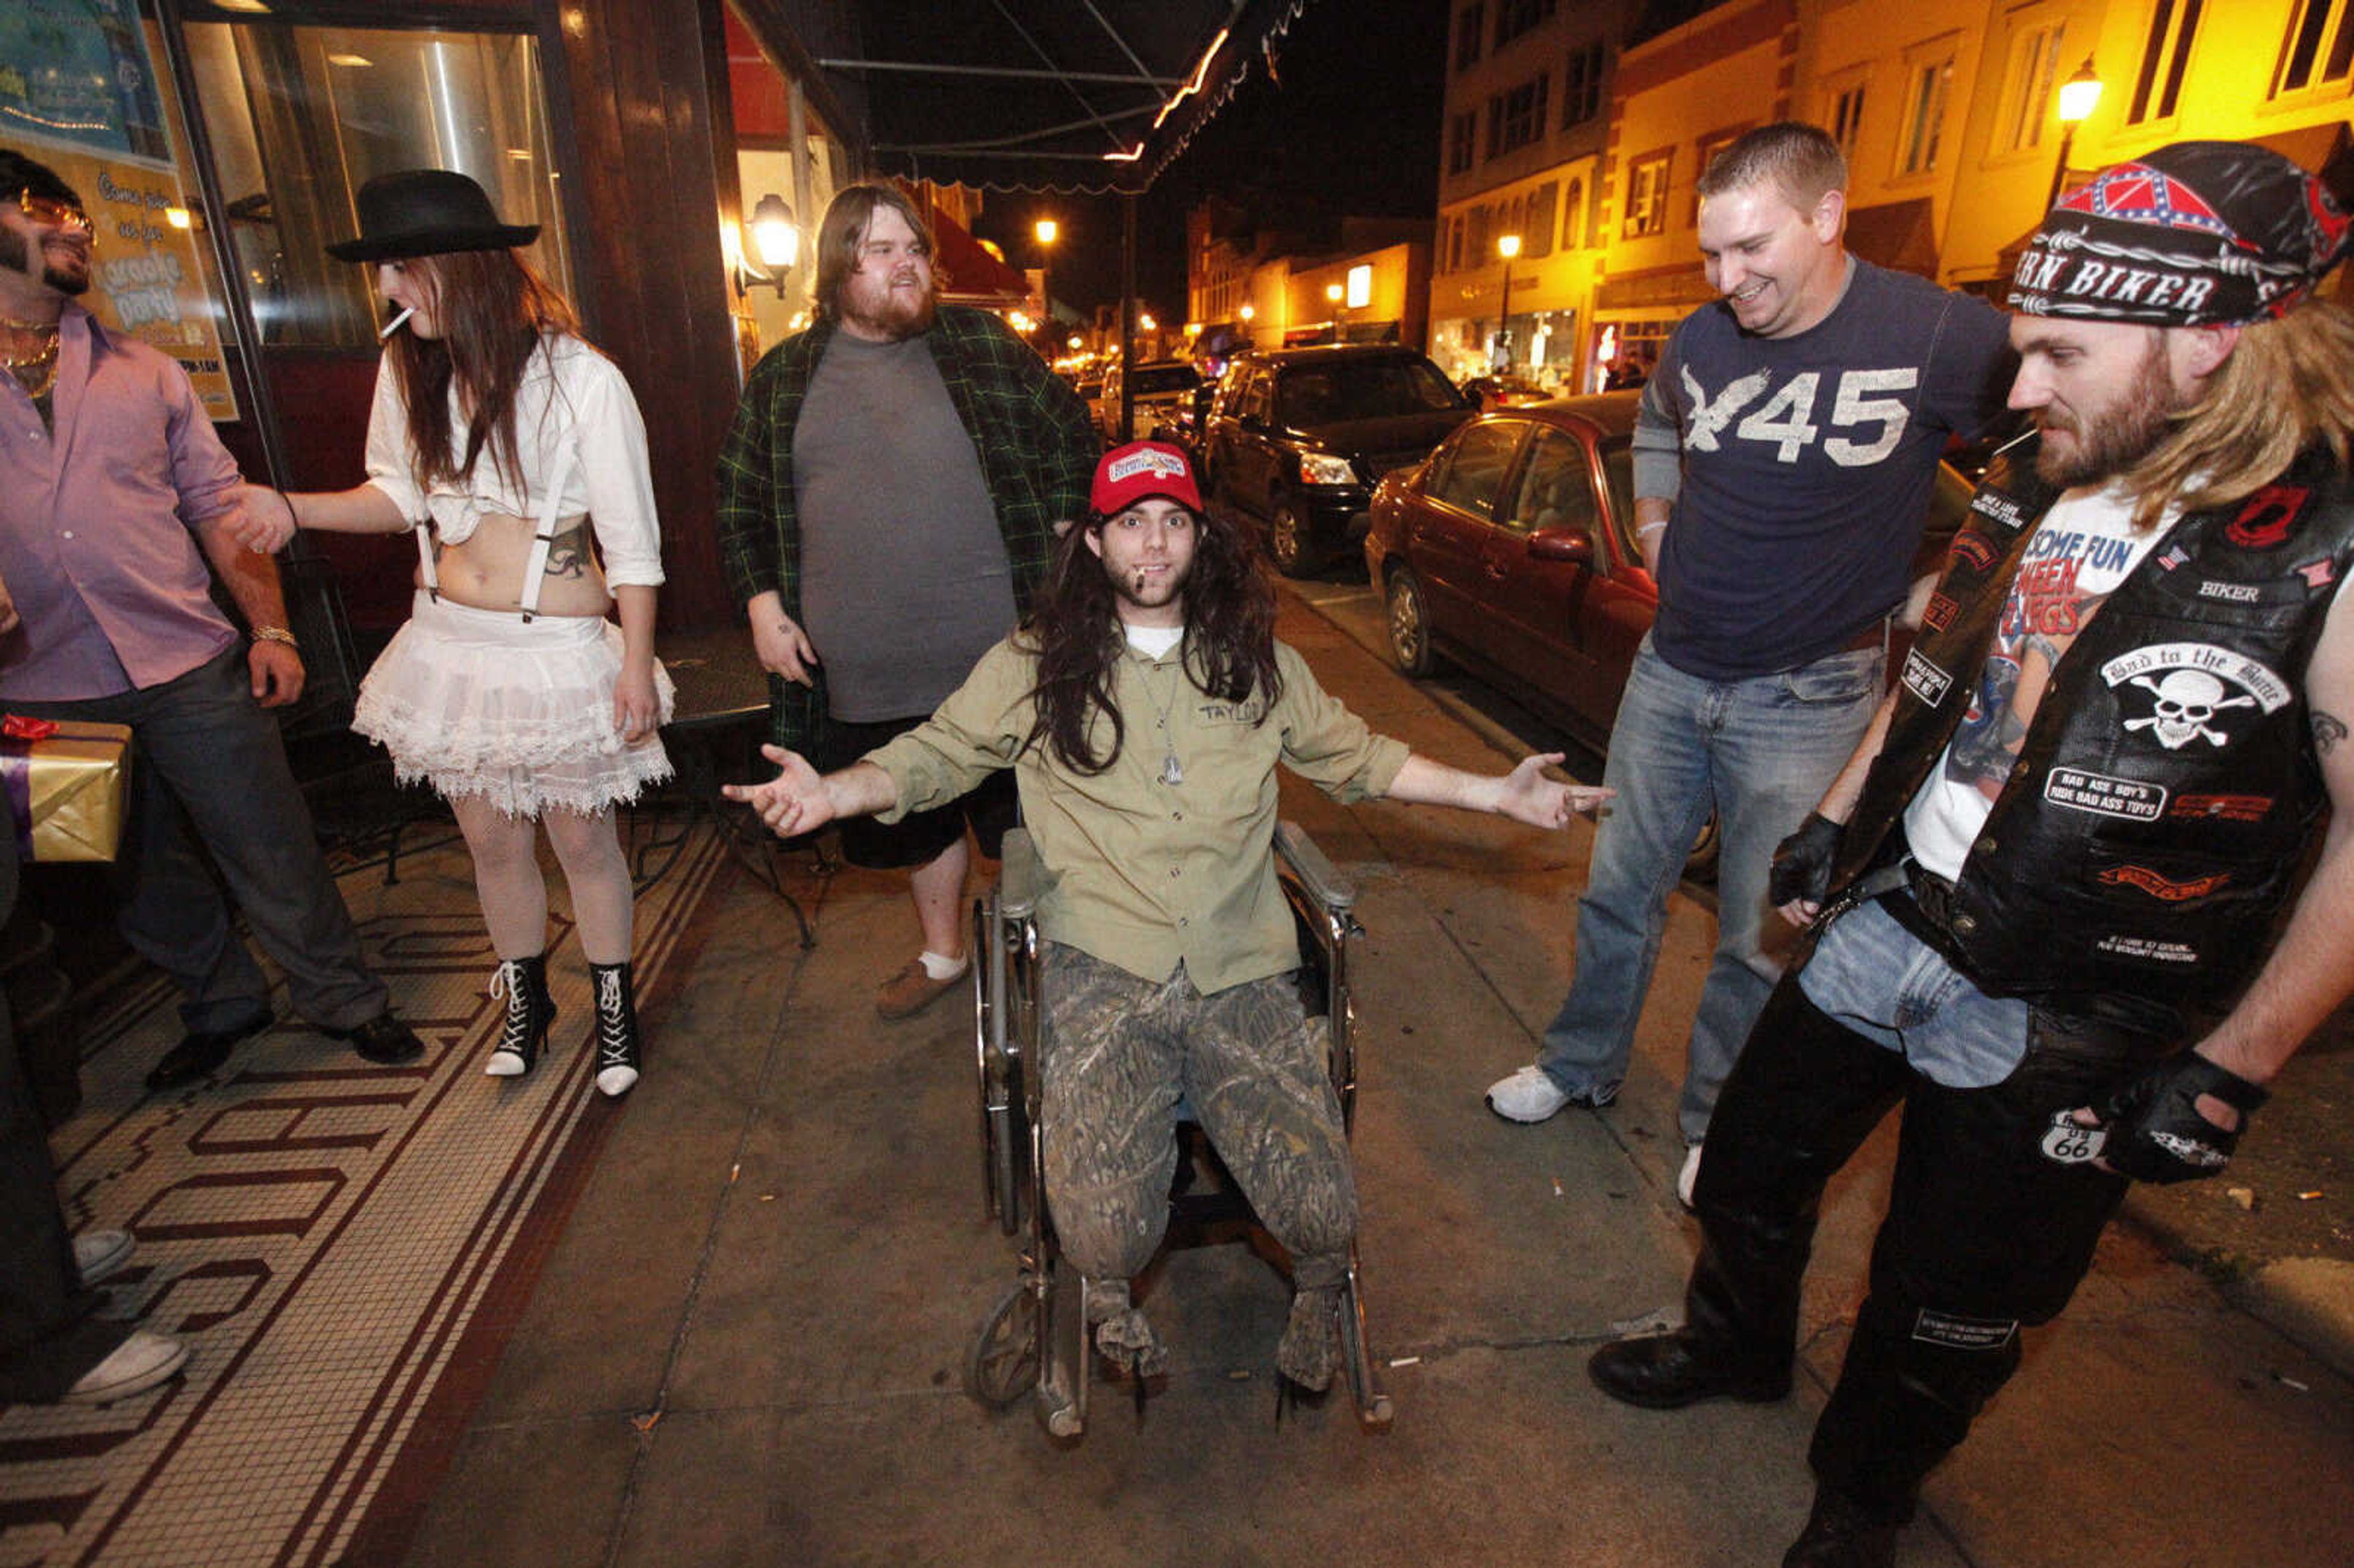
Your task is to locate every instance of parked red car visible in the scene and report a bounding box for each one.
[1362,392,1974,754]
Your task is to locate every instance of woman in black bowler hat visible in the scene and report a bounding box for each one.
[235,169,669,1098]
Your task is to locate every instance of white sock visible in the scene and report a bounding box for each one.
[918,950,969,981]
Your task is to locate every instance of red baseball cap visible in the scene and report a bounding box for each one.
[1091,440,1203,516]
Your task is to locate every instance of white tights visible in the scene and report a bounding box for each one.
[449,795,634,965]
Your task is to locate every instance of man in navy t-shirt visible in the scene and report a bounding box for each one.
[1485,123,2014,1205]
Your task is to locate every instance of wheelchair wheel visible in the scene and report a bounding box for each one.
[966,1279,1042,1409]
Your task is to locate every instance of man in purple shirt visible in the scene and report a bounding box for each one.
[0,147,420,1090]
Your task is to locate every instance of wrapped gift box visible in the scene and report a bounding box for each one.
[1,716,134,862]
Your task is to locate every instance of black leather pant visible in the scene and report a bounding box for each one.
[1687,969,2153,1521]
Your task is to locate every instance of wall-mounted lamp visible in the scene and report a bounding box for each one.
[2046,59,2103,212]
[737,193,799,299]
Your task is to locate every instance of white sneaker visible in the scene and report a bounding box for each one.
[61,1330,186,1405]
[72,1228,134,1286]
[1485,1065,1617,1122]
[1677,1143,1704,1209]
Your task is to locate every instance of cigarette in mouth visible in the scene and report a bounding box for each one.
[379,306,415,339]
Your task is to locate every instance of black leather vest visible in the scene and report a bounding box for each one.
[1830,435,2354,1032]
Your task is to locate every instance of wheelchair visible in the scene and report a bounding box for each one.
[964,822,1395,1439]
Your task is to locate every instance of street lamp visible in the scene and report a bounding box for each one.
[2045,59,2103,213]
[1496,233,1522,371]
[1325,281,1344,341]
[1034,216,1058,332]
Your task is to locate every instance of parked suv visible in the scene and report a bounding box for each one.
[1099,357,1204,444]
[1203,344,1474,575]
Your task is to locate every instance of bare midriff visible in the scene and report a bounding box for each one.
[421,511,611,617]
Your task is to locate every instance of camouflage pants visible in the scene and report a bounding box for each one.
[1039,942,1358,1295]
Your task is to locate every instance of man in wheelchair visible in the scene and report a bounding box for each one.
[728,441,1609,1389]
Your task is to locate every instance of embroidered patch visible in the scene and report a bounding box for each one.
[2194,579,2263,603]
[2043,767,2168,821]
[1912,1309,2020,1350]
[2095,864,2233,902]
[1967,491,2030,532]
[2225,485,2309,550]
[2041,1112,2107,1166]
[2155,544,2190,572]
[1901,647,1952,706]
[2169,792,2274,823]
[2297,557,2339,590]
[2101,643,2290,751]
[1949,533,2000,573]
[1921,593,1958,631]
[2094,933,2200,964]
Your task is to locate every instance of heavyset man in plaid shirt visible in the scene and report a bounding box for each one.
[715,183,1097,1018]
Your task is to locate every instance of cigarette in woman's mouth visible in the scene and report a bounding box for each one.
[379,306,415,339]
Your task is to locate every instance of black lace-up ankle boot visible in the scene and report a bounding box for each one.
[486,954,555,1078]
[589,961,641,1097]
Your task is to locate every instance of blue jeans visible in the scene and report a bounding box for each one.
[1539,634,1881,1143]
[1797,896,2032,1087]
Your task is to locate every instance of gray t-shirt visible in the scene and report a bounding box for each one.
[794,331,1018,720]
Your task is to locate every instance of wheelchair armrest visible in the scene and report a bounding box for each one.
[1274,820,1355,915]
[1000,828,1045,920]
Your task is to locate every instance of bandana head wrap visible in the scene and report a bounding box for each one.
[2008,140,2352,327]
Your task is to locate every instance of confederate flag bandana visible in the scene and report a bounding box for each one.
[2008,140,2352,327]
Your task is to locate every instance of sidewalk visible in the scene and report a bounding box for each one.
[395,592,2352,1567]
[7,586,2348,1567]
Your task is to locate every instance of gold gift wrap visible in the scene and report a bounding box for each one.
[2,717,135,862]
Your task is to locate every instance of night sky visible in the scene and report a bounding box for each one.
[966,0,1448,324]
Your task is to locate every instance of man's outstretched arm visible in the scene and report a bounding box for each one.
[723,745,899,839]
[1385,752,1613,830]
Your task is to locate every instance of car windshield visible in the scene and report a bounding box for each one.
[1278,358,1463,427]
[1133,366,1200,395]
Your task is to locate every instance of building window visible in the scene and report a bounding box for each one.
[1563,177,1584,249]
[1456,3,1484,70]
[2274,0,2354,97]
[2128,0,2204,124]
[1495,0,1558,51]
[1897,45,1955,175]
[1622,148,1671,238]
[1449,112,1478,174]
[1563,39,1606,126]
[1488,74,1550,159]
[1825,75,1867,161]
[1998,21,2067,153]
[1346,265,1373,309]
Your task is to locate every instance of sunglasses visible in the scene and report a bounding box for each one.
[18,191,94,235]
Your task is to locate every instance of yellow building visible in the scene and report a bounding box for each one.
[1421,1,2354,394]
[1428,0,1643,386]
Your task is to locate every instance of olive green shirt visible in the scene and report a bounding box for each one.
[867,634,1409,992]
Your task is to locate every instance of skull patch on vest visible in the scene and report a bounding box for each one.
[2100,643,2291,751]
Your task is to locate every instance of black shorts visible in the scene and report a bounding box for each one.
[814,713,1017,870]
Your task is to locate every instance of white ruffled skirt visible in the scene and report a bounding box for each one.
[355,592,676,818]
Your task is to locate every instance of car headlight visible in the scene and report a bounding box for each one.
[1298,452,1357,487]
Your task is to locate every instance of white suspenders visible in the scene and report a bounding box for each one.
[409,438,579,623]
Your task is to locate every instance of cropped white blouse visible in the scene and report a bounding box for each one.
[362,332,665,590]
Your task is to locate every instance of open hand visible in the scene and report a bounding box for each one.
[721,744,834,838]
[1496,752,1615,829]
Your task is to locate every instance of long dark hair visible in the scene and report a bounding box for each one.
[384,248,582,494]
[1023,504,1283,775]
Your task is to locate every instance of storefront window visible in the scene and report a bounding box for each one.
[181,20,565,348]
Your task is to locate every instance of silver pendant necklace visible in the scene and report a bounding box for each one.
[1138,652,1186,786]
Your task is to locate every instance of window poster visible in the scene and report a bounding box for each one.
[1,0,239,419]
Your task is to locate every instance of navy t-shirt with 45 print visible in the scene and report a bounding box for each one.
[1648,258,2015,682]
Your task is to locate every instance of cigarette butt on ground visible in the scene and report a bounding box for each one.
[1388,1355,1422,1368]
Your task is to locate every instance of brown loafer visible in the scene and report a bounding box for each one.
[875,958,966,1019]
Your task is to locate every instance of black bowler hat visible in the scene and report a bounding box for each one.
[326,169,539,262]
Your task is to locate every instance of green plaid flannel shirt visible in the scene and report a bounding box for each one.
[714,305,1100,751]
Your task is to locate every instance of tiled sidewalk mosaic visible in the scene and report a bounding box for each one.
[0,826,729,1568]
